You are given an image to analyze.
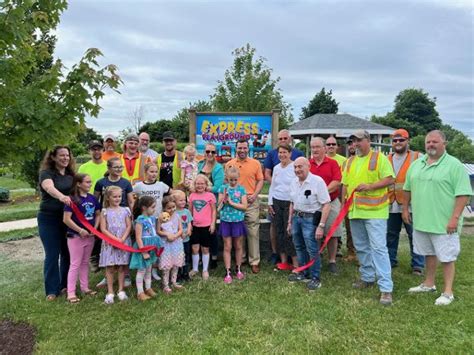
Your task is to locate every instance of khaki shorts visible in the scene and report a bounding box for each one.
[324,199,343,238]
[413,230,460,262]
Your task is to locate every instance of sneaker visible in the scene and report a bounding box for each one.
[96,277,107,289]
[117,291,128,301]
[124,275,132,288]
[307,278,321,291]
[435,293,454,306]
[224,274,233,284]
[189,270,198,278]
[236,271,245,280]
[408,283,436,293]
[288,273,309,283]
[104,293,114,304]
[137,292,151,301]
[172,283,184,290]
[145,288,157,297]
[152,269,161,281]
[380,292,393,306]
[352,279,375,289]
[328,262,338,274]
[202,271,209,281]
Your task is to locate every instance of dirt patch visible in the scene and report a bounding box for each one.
[0,320,36,355]
[0,236,44,262]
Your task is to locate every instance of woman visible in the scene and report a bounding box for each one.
[197,143,224,268]
[38,145,75,300]
[267,144,298,270]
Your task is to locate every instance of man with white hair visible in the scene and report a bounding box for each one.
[139,132,158,160]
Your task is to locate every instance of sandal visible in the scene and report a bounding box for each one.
[83,290,98,296]
[46,294,57,301]
[67,296,81,304]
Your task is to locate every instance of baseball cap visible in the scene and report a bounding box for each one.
[392,129,409,139]
[88,140,103,149]
[162,131,175,141]
[103,134,116,142]
[349,129,370,140]
[125,133,139,142]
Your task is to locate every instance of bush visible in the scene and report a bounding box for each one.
[0,187,10,202]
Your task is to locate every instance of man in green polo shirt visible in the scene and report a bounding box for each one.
[78,140,108,193]
[403,130,472,306]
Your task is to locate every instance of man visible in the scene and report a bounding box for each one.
[264,129,304,264]
[341,129,395,306]
[120,134,147,184]
[156,131,183,189]
[102,134,120,161]
[404,130,471,306]
[386,129,424,275]
[309,137,342,274]
[226,139,264,273]
[326,136,346,167]
[288,157,331,291]
[139,132,159,161]
[78,140,107,193]
[342,139,357,261]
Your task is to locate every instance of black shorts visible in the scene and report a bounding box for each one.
[190,226,212,248]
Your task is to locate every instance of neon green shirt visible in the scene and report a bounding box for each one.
[342,151,394,219]
[404,152,472,234]
[329,153,347,168]
[78,160,108,193]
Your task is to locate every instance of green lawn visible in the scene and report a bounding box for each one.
[0,201,39,222]
[0,176,31,190]
[0,227,38,242]
[0,236,473,353]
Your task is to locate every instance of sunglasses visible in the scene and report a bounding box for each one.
[392,138,407,143]
[205,150,216,154]
[326,143,337,146]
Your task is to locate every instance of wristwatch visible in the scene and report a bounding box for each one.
[318,222,325,228]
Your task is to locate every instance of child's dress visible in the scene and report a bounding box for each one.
[180,160,198,187]
[99,207,131,267]
[129,215,164,269]
[159,213,185,270]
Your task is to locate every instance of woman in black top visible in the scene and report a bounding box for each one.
[38,145,75,300]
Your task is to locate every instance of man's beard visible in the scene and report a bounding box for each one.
[426,148,437,157]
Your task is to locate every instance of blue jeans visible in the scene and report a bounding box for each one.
[37,212,70,296]
[350,219,393,292]
[291,215,320,280]
[386,213,424,270]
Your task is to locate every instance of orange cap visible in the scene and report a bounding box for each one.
[392,129,409,139]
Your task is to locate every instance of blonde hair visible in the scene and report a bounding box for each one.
[144,162,158,173]
[172,189,186,200]
[184,143,196,155]
[190,174,212,193]
[225,166,240,179]
[103,186,122,208]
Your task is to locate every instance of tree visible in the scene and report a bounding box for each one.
[211,44,293,129]
[370,112,425,139]
[300,88,338,119]
[0,1,121,165]
[171,100,212,142]
[127,105,145,133]
[139,120,174,141]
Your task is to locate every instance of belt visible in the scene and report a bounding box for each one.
[293,210,314,218]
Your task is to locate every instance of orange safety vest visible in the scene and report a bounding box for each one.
[120,153,146,185]
[344,151,389,210]
[387,150,419,205]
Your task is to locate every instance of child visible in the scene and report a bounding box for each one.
[99,186,132,304]
[173,190,193,282]
[63,173,101,303]
[157,195,185,293]
[129,196,163,301]
[218,167,248,283]
[188,174,216,280]
[179,144,198,191]
[133,162,171,281]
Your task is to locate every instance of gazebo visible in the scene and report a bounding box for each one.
[289,113,395,155]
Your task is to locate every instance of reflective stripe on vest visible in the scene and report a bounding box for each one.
[354,194,389,207]
[345,151,379,173]
[388,150,419,204]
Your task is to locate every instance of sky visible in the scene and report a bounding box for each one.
[54,0,474,139]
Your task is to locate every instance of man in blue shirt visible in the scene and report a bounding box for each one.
[263,129,304,264]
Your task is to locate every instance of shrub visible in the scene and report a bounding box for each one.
[0,187,10,202]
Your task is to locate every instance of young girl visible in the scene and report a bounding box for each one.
[133,162,171,281]
[188,174,216,280]
[63,173,101,303]
[218,167,248,283]
[99,186,132,304]
[157,195,185,293]
[179,144,198,191]
[172,190,193,282]
[129,196,163,301]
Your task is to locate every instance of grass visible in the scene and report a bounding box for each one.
[0,175,31,190]
[0,201,39,222]
[0,228,38,242]
[0,236,473,353]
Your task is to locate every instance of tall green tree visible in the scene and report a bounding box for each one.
[0,0,121,165]
[211,44,293,129]
[171,100,212,142]
[300,87,338,119]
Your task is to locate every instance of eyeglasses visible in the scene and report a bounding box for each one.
[112,166,124,170]
[205,150,216,154]
[326,143,337,147]
[392,139,407,143]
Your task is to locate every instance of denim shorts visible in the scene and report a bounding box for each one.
[413,230,460,262]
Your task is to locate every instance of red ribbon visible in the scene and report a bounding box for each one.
[292,191,354,274]
[70,203,163,256]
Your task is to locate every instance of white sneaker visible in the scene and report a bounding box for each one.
[152,269,161,281]
[104,293,115,304]
[96,277,107,289]
[408,283,436,293]
[435,293,454,306]
[124,276,132,288]
[117,291,128,301]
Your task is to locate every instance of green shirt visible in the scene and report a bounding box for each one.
[329,153,347,168]
[342,151,395,219]
[404,152,472,234]
[78,160,108,193]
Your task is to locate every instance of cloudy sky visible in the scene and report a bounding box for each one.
[54,0,473,139]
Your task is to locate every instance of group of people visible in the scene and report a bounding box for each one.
[37,127,471,306]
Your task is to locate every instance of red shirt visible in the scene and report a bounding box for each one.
[309,156,341,201]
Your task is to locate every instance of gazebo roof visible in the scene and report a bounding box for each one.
[289,113,394,137]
